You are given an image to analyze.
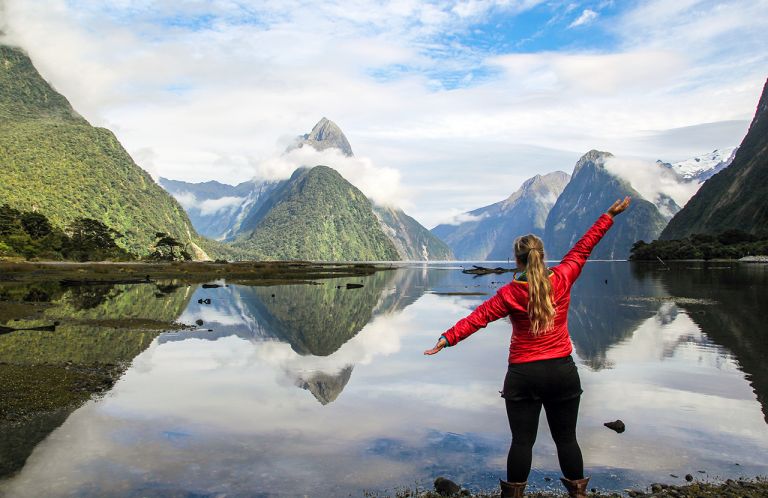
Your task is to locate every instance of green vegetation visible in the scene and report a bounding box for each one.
[661,78,768,239]
[233,166,400,261]
[0,45,208,258]
[630,229,768,260]
[0,204,132,261]
[147,232,192,261]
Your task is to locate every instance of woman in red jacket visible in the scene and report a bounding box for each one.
[424,197,631,498]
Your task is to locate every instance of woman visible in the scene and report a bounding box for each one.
[424,197,631,498]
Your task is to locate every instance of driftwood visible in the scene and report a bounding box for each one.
[60,277,152,286]
[461,265,518,275]
[0,323,58,335]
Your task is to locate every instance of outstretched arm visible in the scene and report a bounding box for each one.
[556,197,631,284]
[424,291,510,355]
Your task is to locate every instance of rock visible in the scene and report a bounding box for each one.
[202,283,221,288]
[197,298,211,304]
[544,477,552,482]
[346,283,364,289]
[669,474,679,478]
[434,477,461,496]
[195,319,204,326]
[685,474,693,482]
[651,483,663,492]
[604,419,626,433]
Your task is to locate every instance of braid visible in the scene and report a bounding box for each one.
[514,235,555,335]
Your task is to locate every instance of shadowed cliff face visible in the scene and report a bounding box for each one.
[0,280,193,479]
[636,262,768,423]
[544,150,668,260]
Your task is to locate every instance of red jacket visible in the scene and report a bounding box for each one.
[442,213,614,364]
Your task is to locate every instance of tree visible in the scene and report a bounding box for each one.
[21,212,52,238]
[64,218,132,261]
[147,232,191,261]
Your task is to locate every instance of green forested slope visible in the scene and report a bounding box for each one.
[232,166,400,261]
[661,78,768,239]
[0,45,207,258]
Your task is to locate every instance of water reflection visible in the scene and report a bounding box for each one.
[634,262,768,423]
[0,280,192,479]
[0,263,767,497]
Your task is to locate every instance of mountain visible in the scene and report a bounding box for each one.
[0,45,208,258]
[659,147,738,183]
[374,206,453,260]
[431,172,570,260]
[160,117,452,260]
[288,117,354,157]
[661,78,768,240]
[231,166,400,261]
[159,177,280,240]
[544,150,668,260]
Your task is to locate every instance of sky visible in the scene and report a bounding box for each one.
[1,0,767,227]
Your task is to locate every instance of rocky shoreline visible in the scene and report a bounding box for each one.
[383,476,768,497]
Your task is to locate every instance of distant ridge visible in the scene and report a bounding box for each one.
[432,172,569,260]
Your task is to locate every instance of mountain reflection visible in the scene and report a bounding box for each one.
[635,262,768,423]
[166,266,447,404]
[566,262,667,370]
[0,281,192,479]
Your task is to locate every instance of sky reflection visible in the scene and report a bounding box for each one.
[1,264,767,497]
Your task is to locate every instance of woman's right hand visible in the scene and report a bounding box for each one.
[424,337,448,355]
[607,196,631,217]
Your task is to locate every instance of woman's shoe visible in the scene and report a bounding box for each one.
[559,476,590,497]
[499,479,527,497]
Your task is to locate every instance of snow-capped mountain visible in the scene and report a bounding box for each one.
[662,147,738,183]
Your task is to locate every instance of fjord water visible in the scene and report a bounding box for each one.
[1,263,767,497]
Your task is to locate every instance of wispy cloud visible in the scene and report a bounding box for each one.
[0,0,765,227]
[568,8,598,28]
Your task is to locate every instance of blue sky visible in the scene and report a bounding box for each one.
[1,0,767,226]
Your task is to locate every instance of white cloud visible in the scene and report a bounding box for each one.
[0,0,765,228]
[604,156,701,207]
[252,145,407,208]
[199,196,246,215]
[171,191,197,211]
[435,210,489,226]
[568,8,598,28]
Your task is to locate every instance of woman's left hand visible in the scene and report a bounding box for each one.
[424,337,448,355]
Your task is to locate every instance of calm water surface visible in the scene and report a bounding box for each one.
[1,262,767,497]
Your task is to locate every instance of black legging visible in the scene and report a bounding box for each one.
[505,395,583,482]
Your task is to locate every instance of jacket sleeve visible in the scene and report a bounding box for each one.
[555,213,614,285]
[442,290,510,346]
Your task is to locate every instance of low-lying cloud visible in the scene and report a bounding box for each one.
[434,210,489,227]
[251,145,407,208]
[170,191,245,215]
[604,156,700,208]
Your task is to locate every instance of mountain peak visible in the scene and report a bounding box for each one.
[290,117,354,157]
[573,149,613,175]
